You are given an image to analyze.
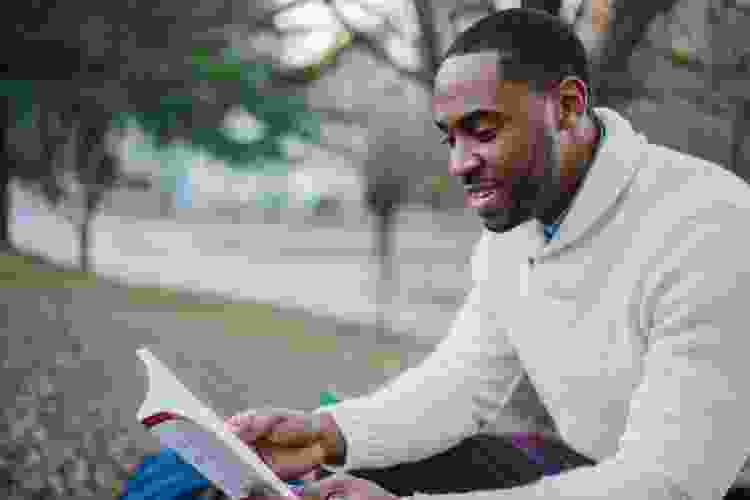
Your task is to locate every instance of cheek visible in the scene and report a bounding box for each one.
[526,128,555,178]
[484,130,532,177]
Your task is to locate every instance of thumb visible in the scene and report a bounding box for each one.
[266,414,324,446]
[258,442,328,480]
[301,474,354,500]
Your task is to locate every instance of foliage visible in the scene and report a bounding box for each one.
[118,47,322,171]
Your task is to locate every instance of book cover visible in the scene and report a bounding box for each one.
[136,347,299,500]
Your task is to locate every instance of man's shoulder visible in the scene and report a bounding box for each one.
[622,144,750,277]
[629,142,750,216]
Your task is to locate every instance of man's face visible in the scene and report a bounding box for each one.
[433,51,563,233]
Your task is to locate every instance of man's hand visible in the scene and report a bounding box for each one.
[225,408,346,481]
[301,473,400,500]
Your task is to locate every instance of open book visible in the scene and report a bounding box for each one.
[136,347,299,500]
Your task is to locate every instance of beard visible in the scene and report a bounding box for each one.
[480,129,561,233]
[478,174,538,232]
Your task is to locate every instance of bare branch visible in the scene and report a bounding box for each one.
[411,0,443,79]
[348,0,408,39]
[327,0,434,88]
[245,0,312,33]
[349,33,433,87]
[447,0,495,25]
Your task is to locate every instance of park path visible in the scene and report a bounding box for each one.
[10,185,481,343]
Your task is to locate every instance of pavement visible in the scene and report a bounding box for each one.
[10,184,483,344]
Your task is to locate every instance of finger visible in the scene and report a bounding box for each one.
[226,407,306,427]
[301,469,320,482]
[257,443,327,481]
[236,409,305,444]
[227,409,307,440]
[266,416,323,447]
[303,475,356,500]
[237,415,288,444]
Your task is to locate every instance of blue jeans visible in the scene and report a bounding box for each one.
[334,433,593,495]
[335,433,750,499]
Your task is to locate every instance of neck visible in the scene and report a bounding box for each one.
[538,112,601,226]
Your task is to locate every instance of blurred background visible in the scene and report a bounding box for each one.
[1,0,749,498]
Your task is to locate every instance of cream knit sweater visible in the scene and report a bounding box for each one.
[319,108,750,500]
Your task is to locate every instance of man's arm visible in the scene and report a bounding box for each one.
[316,235,526,472]
[409,203,750,500]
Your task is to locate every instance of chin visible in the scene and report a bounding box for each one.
[478,207,527,233]
[482,219,515,233]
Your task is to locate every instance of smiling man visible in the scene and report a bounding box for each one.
[222,8,750,500]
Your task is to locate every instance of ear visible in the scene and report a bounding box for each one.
[557,77,587,130]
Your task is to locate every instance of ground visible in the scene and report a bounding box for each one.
[0,249,434,499]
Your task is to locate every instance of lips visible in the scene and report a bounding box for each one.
[464,181,507,209]
[464,181,500,194]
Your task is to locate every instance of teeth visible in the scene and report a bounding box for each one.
[465,184,494,193]
[466,185,496,196]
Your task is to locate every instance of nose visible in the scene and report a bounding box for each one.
[448,137,482,178]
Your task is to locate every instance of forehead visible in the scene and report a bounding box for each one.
[433,51,532,127]
[434,51,504,91]
[434,52,501,128]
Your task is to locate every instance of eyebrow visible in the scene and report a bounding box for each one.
[435,110,502,133]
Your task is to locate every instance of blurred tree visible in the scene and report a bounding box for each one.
[3,0,730,306]
[363,120,409,339]
[0,1,324,265]
[57,109,119,272]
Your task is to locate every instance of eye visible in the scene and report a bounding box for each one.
[440,135,455,147]
[476,129,497,143]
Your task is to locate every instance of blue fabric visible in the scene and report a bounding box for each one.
[119,448,210,500]
[509,433,582,477]
[543,223,560,242]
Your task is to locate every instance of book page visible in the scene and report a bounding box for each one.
[136,347,298,500]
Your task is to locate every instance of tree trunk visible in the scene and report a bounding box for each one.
[79,218,91,272]
[159,189,174,218]
[0,97,11,251]
[79,187,98,272]
[373,209,396,341]
[730,99,750,181]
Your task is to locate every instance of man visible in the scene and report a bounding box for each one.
[231,8,750,500]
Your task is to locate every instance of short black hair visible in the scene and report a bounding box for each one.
[442,8,591,104]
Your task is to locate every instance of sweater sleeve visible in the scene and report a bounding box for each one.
[409,203,750,500]
[316,237,525,471]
